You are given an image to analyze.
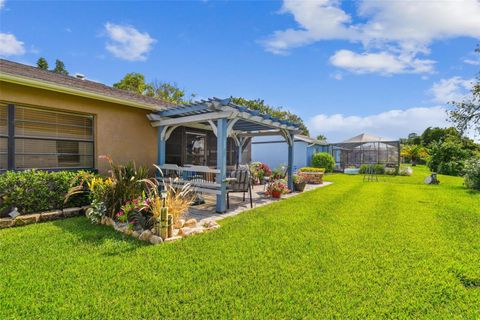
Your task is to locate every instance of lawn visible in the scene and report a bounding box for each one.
[1,166,479,318]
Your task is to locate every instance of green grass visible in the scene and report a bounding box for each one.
[1,166,479,318]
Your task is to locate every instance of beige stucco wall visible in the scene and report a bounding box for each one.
[0,81,158,174]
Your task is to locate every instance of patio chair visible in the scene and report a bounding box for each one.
[227,168,253,209]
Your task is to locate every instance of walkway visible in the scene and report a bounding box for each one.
[186,182,332,224]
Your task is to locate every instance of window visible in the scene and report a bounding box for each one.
[0,104,7,171]
[2,104,94,170]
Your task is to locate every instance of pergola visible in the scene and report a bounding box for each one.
[147,97,301,213]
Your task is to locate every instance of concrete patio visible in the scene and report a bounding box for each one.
[186,182,332,224]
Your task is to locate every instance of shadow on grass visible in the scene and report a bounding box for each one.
[52,216,148,255]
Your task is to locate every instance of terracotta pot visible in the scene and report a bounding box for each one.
[271,190,282,198]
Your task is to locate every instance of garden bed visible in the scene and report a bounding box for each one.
[298,172,324,184]
[100,215,220,244]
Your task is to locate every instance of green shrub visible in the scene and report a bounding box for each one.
[464,158,480,190]
[427,139,471,176]
[0,170,92,215]
[311,152,335,172]
[359,164,385,174]
[298,167,325,173]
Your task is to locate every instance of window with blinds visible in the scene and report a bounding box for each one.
[0,104,7,171]
[14,105,94,170]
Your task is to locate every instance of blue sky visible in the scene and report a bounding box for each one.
[1,0,479,141]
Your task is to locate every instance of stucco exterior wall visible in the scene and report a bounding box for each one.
[0,81,157,174]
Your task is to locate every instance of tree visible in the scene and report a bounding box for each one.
[400,144,428,166]
[230,97,309,136]
[151,80,195,104]
[421,127,459,147]
[450,46,480,135]
[36,57,49,70]
[427,138,471,176]
[316,134,327,142]
[113,73,153,96]
[114,74,195,104]
[53,59,69,75]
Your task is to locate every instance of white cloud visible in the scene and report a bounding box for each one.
[0,0,5,10]
[429,76,473,104]
[309,106,448,142]
[104,22,156,61]
[0,33,26,56]
[263,0,480,74]
[464,59,480,66]
[330,49,435,74]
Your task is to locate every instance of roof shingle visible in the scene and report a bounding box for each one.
[0,59,173,110]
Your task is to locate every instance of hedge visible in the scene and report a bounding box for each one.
[0,170,92,215]
[298,167,326,173]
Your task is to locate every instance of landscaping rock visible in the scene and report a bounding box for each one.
[191,227,204,235]
[149,235,163,245]
[40,210,62,222]
[63,207,82,217]
[0,218,14,229]
[178,227,192,237]
[202,220,220,230]
[164,236,182,243]
[184,218,197,228]
[139,230,153,242]
[114,223,127,233]
[124,228,133,236]
[104,217,115,226]
[15,213,40,226]
[132,230,140,239]
[174,219,185,229]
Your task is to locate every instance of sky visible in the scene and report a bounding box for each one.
[1,0,479,142]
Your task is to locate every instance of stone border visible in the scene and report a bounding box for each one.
[100,216,220,245]
[0,206,89,229]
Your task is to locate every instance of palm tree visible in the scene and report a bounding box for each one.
[401,144,429,166]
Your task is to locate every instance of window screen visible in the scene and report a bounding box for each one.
[0,104,7,171]
[14,105,94,169]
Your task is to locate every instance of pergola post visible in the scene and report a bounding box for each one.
[157,126,166,166]
[235,136,247,167]
[287,132,295,191]
[216,118,228,213]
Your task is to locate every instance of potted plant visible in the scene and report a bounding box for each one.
[249,162,272,184]
[265,179,289,198]
[293,175,306,192]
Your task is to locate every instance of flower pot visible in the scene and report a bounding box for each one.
[293,182,306,192]
[271,190,282,198]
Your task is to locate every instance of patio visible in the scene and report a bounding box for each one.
[147,97,303,213]
[186,182,332,223]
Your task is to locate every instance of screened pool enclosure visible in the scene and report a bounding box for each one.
[330,133,400,171]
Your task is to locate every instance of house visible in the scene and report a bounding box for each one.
[1,59,301,212]
[251,135,328,170]
[0,59,254,174]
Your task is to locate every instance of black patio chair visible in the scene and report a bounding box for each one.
[227,168,253,209]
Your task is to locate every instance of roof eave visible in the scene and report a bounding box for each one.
[0,72,166,111]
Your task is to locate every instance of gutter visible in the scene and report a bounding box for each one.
[0,72,166,111]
